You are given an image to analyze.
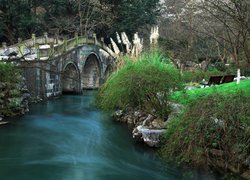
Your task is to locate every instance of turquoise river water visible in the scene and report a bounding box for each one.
[0,92,217,180]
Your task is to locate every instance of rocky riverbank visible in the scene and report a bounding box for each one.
[112,103,183,147]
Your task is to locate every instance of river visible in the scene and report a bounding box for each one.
[0,92,217,180]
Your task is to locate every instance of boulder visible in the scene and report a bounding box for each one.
[22,93,31,100]
[134,110,143,118]
[132,125,165,147]
[114,110,123,118]
[113,109,167,147]
[151,118,165,129]
[142,114,155,126]
[124,115,133,124]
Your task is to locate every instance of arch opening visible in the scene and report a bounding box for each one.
[62,63,80,94]
[82,54,101,89]
[104,65,114,81]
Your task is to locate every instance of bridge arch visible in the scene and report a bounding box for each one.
[82,53,102,89]
[104,64,114,80]
[62,62,81,94]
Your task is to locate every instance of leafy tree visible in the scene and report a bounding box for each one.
[0,0,161,43]
[99,0,160,38]
[0,0,44,43]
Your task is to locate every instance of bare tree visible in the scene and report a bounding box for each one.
[45,0,113,37]
[160,0,250,82]
[159,0,203,68]
[195,0,250,83]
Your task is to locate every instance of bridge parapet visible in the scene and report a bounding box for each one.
[0,33,114,61]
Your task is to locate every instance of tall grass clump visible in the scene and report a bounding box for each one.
[96,52,182,119]
[161,92,250,175]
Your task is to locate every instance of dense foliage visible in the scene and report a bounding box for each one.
[0,62,22,116]
[0,0,160,43]
[107,0,160,36]
[161,92,250,176]
[96,52,182,119]
[0,0,44,43]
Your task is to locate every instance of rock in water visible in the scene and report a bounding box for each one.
[132,125,165,147]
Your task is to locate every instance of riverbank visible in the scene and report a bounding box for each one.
[95,52,250,179]
[111,101,182,147]
[162,80,250,180]
[109,91,250,180]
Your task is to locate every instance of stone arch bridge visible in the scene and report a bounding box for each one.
[0,34,116,98]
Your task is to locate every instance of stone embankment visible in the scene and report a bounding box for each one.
[112,103,183,147]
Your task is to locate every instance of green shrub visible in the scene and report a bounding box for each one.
[96,52,182,119]
[0,62,22,117]
[161,93,250,174]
